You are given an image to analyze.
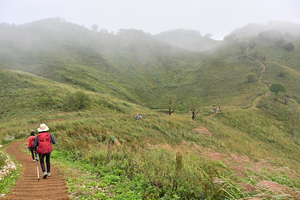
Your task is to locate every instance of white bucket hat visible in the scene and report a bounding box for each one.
[38,124,49,132]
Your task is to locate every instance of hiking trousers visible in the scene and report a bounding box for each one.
[39,153,51,173]
[28,147,37,160]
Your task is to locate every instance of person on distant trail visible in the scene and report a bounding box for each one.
[27,130,38,162]
[139,114,143,119]
[136,113,139,121]
[34,123,56,179]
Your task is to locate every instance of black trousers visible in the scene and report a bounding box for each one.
[28,147,37,160]
[39,153,51,173]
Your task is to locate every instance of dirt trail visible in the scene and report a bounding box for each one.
[288,98,300,109]
[254,95,263,109]
[4,139,69,200]
[253,58,268,109]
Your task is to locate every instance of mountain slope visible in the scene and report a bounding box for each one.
[0,18,300,109]
[1,19,300,199]
[154,28,223,52]
[230,20,300,39]
[0,69,146,120]
[0,19,206,107]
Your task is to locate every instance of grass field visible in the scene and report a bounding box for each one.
[1,20,300,199]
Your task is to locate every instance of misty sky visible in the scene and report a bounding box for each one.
[1,0,299,40]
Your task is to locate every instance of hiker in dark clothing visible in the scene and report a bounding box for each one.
[27,131,38,162]
[34,124,56,179]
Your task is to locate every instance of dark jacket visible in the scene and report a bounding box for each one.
[34,131,56,148]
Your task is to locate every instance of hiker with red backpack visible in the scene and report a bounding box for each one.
[27,130,38,162]
[34,124,56,179]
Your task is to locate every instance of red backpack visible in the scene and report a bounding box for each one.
[37,132,53,154]
[28,136,36,147]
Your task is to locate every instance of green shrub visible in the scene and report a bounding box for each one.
[258,30,285,46]
[64,91,92,111]
[282,42,294,51]
[244,72,257,82]
[14,131,29,139]
[269,83,286,95]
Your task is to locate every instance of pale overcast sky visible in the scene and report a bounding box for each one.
[0,0,299,40]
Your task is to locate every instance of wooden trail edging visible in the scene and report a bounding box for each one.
[4,139,69,200]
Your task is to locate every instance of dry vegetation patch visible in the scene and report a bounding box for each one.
[193,127,212,136]
[255,180,300,199]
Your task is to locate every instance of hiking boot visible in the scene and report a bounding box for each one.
[43,172,48,179]
[32,159,35,162]
[47,172,51,177]
[36,159,39,161]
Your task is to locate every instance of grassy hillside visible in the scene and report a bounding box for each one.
[2,19,295,109]
[0,69,146,120]
[230,20,300,40]
[247,37,300,103]
[1,68,300,199]
[1,93,300,199]
[1,18,300,199]
[0,19,207,108]
[154,29,223,52]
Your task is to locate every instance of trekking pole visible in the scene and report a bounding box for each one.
[37,159,39,181]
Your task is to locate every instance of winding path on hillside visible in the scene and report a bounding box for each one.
[253,60,300,109]
[288,98,300,109]
[4,139,69,200]
[253,61,268,109]
[208,48,268,114]
[245,45,269,109]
